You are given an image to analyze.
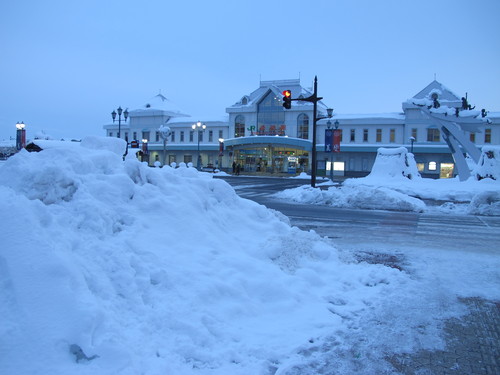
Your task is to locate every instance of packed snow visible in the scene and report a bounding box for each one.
[1,139,499,374]
[276,147,500,215]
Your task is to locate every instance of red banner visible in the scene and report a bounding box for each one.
[333,129,341,153]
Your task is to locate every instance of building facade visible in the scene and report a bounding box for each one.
[104,80,499,178]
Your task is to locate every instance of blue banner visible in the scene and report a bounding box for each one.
[325,129,333,152]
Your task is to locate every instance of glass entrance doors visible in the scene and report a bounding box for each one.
[233,146,308,174]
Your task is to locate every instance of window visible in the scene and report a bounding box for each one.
[189,131,194,142]
[417,163,425,172]
[109,132,113,137]
[350,129,355,142]
[235,115,245,138]
[171,131,175,142]
[333,161,345,171]
[219,130,223,139]
[429,161,437,171]
[363,129,368,142]
[180,131,185,142]
[184,155,192,164]
[297,114,309,139]
[257,91,285,136]
[142,131,150,141]
[155,131,160,142]
[390,129,395,143]
[440,163,454,178]
[411,128,417,141]
[485,129,491,143]
[427,128,440,142]
[470,132,475,143]
[362,158,369,171]
[199,131,204,142]
[209,130,213,142]
[376,129,382,142]
[133,132,137,141]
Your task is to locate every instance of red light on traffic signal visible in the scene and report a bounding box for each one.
[282,90,292,109]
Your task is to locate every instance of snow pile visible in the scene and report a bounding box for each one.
[467,190,500,215]
[0,137,436,374]
[367,147,420,180]
[275,185,426,212]
[473,145,500,180]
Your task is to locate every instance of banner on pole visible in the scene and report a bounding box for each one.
[333,129,341,153]
[324,129,333,153]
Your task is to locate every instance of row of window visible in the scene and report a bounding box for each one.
[108,129,225,143]
[109,127,492,145]
[345,128,492,144]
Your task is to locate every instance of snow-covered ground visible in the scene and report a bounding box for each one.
[1,139,499,374]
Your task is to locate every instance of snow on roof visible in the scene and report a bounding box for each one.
[167,114,229,126]
[0,140,16,147]
[411,80,461,102]
[129,93,190,118]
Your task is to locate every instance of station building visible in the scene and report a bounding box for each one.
[103,79,499,178]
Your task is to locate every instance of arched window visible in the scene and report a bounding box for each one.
[235,115,245,138]
[297,114,309,139]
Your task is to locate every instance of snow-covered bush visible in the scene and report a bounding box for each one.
[473,146,500,180]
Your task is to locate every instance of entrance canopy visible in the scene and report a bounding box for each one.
[224,136,312,150]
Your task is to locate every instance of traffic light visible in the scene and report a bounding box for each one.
[282,90,292,109]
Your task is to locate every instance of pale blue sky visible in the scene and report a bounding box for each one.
[1,0,499,140]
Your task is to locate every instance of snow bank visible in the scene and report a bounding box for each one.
[277,176,500,215]
[275,185,426,212]
[0,144,427,374]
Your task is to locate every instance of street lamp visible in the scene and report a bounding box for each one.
[15,121,26,150]
[409,136,415,154]
[191,121,206,170]
[111,106,129,139]
[218,138,224,170]
[326,119,339,182]
[159,125,172,166]
[141,138,149,163]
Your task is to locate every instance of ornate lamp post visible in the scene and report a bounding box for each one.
[111,106,129,139]
[326,119,339,181]
[191,121,206,170]
[15,121,26,150]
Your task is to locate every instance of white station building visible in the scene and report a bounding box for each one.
[103,79,499,178]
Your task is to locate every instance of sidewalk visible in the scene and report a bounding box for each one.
[387,297,499,375]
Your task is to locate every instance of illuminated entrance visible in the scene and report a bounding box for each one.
[234,146,308,174]
[225,136,312,175]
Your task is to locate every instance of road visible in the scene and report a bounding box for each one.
[215,175,500,253]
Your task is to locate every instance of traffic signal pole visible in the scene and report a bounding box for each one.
[311,77,319,188]
[282,76,330,188]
